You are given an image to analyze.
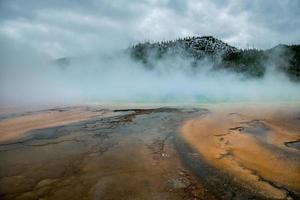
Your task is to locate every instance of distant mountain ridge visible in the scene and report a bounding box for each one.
[129,36,300,81]
[54,36,300,81]
[130,36,239,61]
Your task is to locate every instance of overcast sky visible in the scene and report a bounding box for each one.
[0,0,300,58]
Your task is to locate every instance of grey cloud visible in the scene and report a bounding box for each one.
[0,0,299,57]
[0,0,300,106]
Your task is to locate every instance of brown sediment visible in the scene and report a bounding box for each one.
[0,106,216,200]
[181,105,300,199]
[0,107,116,143]
[1,104,299,199]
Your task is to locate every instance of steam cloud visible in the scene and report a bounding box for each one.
[1,0,300,106]
[0,36,299,106]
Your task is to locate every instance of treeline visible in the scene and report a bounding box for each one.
[129,37,300,81]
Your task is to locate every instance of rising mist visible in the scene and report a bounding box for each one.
[1,36,299,106]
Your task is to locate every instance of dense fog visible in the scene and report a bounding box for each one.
[1,0,300,106]
[1,37,299,106]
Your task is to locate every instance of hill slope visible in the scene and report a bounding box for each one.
[129,36,300,80]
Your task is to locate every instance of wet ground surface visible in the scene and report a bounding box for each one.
[0,107,218,200]
[181,106,300,200]
[285,140,300,150]
[0,105,299,200]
